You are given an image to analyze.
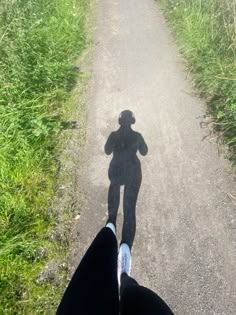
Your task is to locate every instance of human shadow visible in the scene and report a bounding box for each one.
[105,110,148,249]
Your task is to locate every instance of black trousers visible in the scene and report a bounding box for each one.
[120,273,174,315]
[56,228,174,315]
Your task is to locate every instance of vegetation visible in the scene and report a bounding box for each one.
[159,0,236,162]
[0,0,90,313]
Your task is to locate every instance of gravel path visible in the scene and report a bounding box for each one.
[71,0,236,313]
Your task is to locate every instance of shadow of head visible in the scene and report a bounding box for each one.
[118,110,136,127]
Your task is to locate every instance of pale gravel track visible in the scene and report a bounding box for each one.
[70,0,236,314]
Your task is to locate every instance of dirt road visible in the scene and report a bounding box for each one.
[72,0,236,313]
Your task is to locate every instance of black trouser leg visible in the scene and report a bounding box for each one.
[120,273,174,315]
[56,228,119,315]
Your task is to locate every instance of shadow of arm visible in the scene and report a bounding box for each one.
[104,133,114,155]
[138,134,148,156]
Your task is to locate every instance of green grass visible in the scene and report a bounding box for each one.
[159,0,236,163]
[0,0,91,313]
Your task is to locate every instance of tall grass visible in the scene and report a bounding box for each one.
[159,0,236,162]
[0,0,90,313]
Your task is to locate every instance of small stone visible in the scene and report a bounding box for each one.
[75,214,81,220]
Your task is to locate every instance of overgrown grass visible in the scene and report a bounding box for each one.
[159,0,236,163]
[0,0,90,313]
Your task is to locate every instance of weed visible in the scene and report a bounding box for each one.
[0,0,90,313]
[159,0,236,163]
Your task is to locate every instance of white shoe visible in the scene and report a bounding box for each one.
[118,243,131,285]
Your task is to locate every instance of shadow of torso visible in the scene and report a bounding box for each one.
[105,127,147,186]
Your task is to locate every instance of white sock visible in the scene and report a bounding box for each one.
[106,223,116,235]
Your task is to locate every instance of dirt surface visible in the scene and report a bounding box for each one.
[70,0,236,314]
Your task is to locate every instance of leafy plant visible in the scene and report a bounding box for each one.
[0,0,90,313]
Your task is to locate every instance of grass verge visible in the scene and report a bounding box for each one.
[0,0,91,313]
[158,0,236,163]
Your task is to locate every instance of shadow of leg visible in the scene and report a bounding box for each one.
[108,183,120,225]
[122,183,140,249]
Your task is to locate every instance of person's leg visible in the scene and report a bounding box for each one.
[122,182,140,249]
[120,272,138,295]
[56,227,119,315]
[120,273,174,315]
[107,183,120,225]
